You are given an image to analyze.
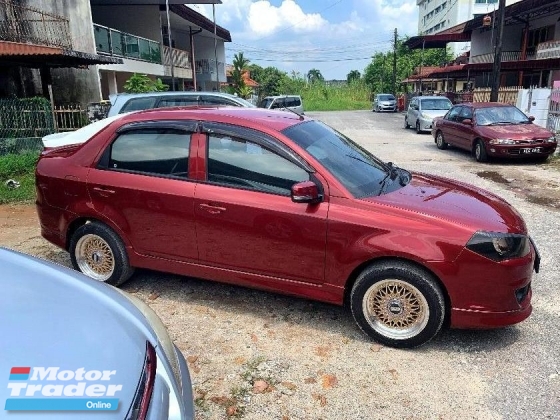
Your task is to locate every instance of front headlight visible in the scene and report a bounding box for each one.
[489,138,516,145]
[421,113,431,119]
[546,136,557,143]
[466,231,530,261]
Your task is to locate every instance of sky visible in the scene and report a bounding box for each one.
[190,0,419,80]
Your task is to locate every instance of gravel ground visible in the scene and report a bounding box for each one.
[1,110,559,419]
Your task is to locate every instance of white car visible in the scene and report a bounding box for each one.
[404,96,453,134]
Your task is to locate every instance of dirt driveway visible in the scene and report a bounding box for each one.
[1,110,559,419]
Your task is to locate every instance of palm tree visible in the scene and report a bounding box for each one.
[347,70,361,83]
[307,68,324,84]
[231,52,250,96]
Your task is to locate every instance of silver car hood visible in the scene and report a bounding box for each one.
[0,248,159,419]
[421,109,449,118]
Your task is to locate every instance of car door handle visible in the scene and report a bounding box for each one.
[92,187,116,197]
[199,203,226,214]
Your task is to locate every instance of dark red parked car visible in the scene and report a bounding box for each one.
[432,102,557,162]
[36,107,539,348]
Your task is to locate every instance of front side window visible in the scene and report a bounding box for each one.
[207,135,309,195]
[459,106,473,120]
[109,129,190,177]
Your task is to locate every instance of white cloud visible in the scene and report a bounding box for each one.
[247,0,327,36]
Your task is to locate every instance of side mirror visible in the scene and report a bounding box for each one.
[291,181,323,204]
[528,116,535,122]
[462,118,473,125]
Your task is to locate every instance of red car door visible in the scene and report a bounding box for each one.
[193,124,329,284]
[440,106,462,146]
[455,106,475,150]
[87,122,199,261]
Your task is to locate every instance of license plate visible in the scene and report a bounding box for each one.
[522,148,541,154]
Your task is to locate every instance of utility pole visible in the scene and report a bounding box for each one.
[392,28,397,96]
[490,0,506,102]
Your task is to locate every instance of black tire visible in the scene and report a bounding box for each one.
[416,121,422,134]
[435,130,448,150]
[404,117,410,129]
[69,221,134,286]
[350,261,445,348]
[474,140,488,162]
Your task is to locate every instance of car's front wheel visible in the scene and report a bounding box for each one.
[70,221,135,286]
[350,261,445,348]
[416,121,422,134]
[404,117,410,129]
[474,140,488,162]
[435,131,448,150]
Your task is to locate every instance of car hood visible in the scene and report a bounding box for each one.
[476,123,553,140]
[420,109,449,118]
[363,172,526,234]
[0,249,158,419]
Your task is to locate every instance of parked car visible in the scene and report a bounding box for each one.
[106,91,255,117]
[0,247,194,419]
[405,96,453,133]
[36,107,539,348]
[372,94,397,112]
[258,95,304,114]
[432,102,558,162]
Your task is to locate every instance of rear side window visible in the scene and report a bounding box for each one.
[285,97,301,107]
[201,96,239,106]
[120,97,158,113]
[158,97,199,108]
[109,129,190,178]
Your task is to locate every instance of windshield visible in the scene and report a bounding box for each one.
[475,106,530,126]
[420,98,452,111]
[282,121,406,198]
[258,98,274,108]
[378,95,395,101]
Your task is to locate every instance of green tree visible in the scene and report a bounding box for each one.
[347,70,361,84]
[123,73,168,93]
[307,68,324,84]
[231,52,250,97]
[363,36,452,95]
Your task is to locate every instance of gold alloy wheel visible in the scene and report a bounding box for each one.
[362,279,429,340]
[75,234,115,281]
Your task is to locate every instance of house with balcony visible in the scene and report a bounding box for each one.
[403,0,560,91]
[0,0,231,105]
[90,1,231,97]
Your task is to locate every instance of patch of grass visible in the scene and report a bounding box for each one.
[0,152,39,204]
[298,82,371,111]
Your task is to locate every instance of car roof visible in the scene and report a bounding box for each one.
[458,102,512,109]
[417,96,450,100]
[110,91,240,99]
[262,95,301,99]
[118,106,307,132]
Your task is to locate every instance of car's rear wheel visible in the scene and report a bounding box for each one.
[435,131,448,150]
[350,261,445,348]
[474,140,488,162]
[70,222,134,286]
[416,121,421,134]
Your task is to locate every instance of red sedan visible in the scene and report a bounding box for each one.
[432,102,557,162]
[36,107,539,348]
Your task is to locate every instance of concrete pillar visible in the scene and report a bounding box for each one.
[108,71,118,95]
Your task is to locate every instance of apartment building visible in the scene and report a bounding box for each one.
[0,0,231,105]
[417,0,521,57]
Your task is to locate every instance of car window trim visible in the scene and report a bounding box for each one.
[200,122,314,172]
[97,121,196,176]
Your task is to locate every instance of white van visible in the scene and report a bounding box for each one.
[258,95,304,114]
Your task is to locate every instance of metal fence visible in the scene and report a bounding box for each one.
[0,97,54,155]
[0,0,72,49]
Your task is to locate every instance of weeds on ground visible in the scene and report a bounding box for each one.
[0,152,39,204]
